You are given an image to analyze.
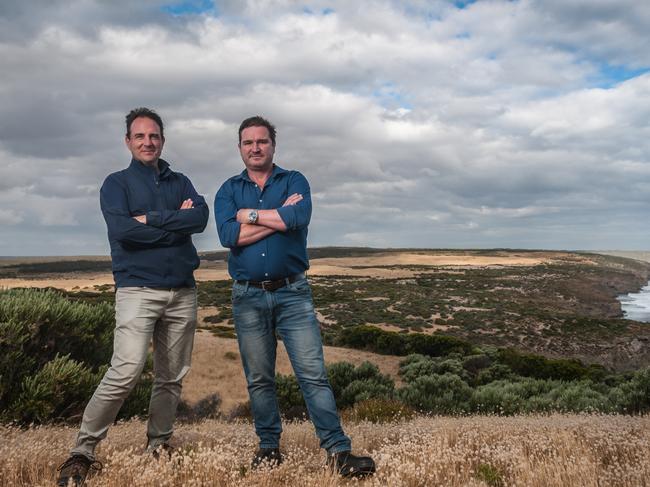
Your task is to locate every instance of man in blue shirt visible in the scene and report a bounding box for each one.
[57,108,209,487]
[215,116,375,478]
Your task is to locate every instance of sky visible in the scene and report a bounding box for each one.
[0,0,649,255]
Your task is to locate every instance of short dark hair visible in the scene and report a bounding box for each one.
[238,116,276,146]
[125,107,164,138]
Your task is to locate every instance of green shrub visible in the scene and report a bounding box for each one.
[399,354,472,384]
[613,367,650,413]
[399,355,437,383]
[0,288,152,424]
[274,361,396,414]
[335,325,473,357]
[399,373,472,414]
[496,348,603,382]
[341,398,415,423]
[7,354,101,423]
[544,381,613,413]
[275,373,306,418]
[471,378,563,414]
[327,361,395,409]
[462,354,492,377]
[475,463,505,487]
[476,364,516,385]
[0,288,114,367]
[327,362,357,399]
[471,381,528,415]
[339,379,395,409]
[223,351,238,361]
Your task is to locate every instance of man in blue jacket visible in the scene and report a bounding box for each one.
[215,116,375,478]
[57,107,209,486]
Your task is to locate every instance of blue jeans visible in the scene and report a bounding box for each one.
[232,277,351,454]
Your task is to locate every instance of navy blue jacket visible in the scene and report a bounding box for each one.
[214,165,311,281]
[100,158,209,288]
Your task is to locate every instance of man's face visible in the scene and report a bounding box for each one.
[239,125,275,171]
[125,116,164,166]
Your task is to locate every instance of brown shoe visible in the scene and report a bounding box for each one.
[56,454,102,486]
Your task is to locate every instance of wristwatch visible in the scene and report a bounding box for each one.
[247,209,259,224]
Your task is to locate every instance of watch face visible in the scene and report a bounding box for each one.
[248,210,258,223]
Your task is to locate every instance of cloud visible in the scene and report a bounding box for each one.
[0,209,24,225]
[0,0,648,255]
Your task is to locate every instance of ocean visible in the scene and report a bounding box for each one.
[618,281,650,323]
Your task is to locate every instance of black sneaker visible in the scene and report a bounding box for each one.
[150,443,175,460]
[251,448,283,469]
[327,450,376,478]
[56,454,102,486]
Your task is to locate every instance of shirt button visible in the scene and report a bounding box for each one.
[259,199,262,203]
[262,253,265,257]
[265,273,269,276]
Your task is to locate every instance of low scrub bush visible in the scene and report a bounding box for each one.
[7,354,101,423]
[544,381,613,413]
[274,361,396,415]
[327,361,395,409]
[496,348,606,382]
[399,373,473,414]
[341,398,415,423]
[0,288,152,424]
[612,367,650,413]
[476,363,516,385]
[335,325,474,357]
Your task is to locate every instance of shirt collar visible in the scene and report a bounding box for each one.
[235,164,287,183]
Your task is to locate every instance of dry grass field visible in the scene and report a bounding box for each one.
[1,414,648,486]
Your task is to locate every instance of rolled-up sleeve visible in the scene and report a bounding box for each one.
[214,181,242,248]
[276,171,312,230]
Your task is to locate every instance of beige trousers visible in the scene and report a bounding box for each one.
[72,287,197,460]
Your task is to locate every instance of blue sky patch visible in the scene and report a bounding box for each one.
[162,0,215,16]
[453,0,478,9]
[373,82,414,110]
[590,62,649,88]
[303,6,335,15]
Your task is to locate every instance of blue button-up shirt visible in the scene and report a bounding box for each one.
[214,165,312,281]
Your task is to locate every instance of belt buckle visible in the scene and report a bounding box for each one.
[260,280,274,291]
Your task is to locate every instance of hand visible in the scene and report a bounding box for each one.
[133,215,146,224]
[237,209,251,224]
[180,199,194,210]
[282,193,303,206]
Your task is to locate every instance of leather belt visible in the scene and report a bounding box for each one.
[236,273,305,292]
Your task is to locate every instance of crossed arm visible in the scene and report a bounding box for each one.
[133,198,195,224]
[235,193,303,246]
[101,175,208,249]
[215,172,312,249]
